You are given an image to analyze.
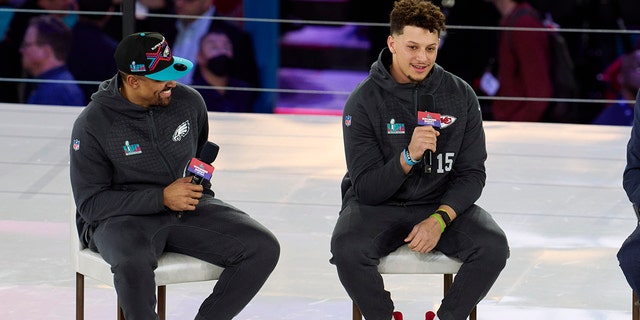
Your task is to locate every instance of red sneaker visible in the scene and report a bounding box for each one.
[393,311,403,320]
[425,310,437,320]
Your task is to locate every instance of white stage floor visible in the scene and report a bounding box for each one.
[0,103,636,320]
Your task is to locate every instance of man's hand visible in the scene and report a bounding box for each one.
[404,216,442,253]
[408,125,440,160]
[163,177,203,211]
[400,126,441,173]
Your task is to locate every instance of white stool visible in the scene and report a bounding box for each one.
[351,245,477,320]
[70,196,225,320]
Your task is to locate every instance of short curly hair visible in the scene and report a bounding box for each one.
[389,0,446,37]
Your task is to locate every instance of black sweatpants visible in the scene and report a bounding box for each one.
[330,202,509,320]
[89,195,280,320]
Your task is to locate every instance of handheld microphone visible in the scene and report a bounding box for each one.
[184,141,220,185]
[417,94,440,174]
[199,141,220,164]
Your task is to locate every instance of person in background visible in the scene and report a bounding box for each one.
[617,89,640,300]
[67,0,118,103]
[488,0,552,122]
[155,0,259,88]
[593,45,640,126]
[69,31,279,319]
[101,0,171,43]
[21,15,84,106]
[192,30,257,112]
[0,0,76,103]
[329,1,509,319]
[435,0,500,121]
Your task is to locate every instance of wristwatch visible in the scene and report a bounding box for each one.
[435,209,451,227]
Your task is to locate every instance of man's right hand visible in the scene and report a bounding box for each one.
[163,177,203,211]
[408,125,440,157]
[401,126,441,173]
[404,215,442,253]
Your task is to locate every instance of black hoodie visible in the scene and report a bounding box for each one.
[342,48,487,215]
[69,74,209,242]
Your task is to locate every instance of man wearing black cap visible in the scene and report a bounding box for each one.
[69,32,280,320]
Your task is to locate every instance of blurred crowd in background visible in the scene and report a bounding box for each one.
[0,0,639,125]
[0,0,260,113]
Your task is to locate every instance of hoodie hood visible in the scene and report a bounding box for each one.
[89,74,152,116]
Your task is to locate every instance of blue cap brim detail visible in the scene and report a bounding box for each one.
[145,56,193,81]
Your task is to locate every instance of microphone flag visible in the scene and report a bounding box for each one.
[417,111,442,128]
[187,158,214,184]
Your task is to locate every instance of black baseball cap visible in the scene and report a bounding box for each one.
[115,32,193,81]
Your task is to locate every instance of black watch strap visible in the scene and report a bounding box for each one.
[435,209,451,227]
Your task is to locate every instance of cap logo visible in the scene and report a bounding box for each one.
[146,37,172,72]
[129,61,146,72]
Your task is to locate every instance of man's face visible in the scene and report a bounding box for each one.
[20,26,47,76]
[197,32,233,64]
[387,25,440,84]
[130,75,177,107]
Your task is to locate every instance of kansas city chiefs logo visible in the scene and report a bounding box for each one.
[440,115,457,128]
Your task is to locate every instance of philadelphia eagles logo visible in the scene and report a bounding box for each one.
[172,120,190,141]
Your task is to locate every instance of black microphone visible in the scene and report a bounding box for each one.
[184,141,220,185]
[418,94,435,173]
[199,141,220,164]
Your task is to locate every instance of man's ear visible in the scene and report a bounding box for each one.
[124,74,140,88]
[387,35,396,54]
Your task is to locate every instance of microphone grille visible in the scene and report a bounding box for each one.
[199,142,220,164]
[418,94,435,112]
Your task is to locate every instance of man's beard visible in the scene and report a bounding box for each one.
[407,74,426,83]
[156,87,173,107]
[158,96,172,107]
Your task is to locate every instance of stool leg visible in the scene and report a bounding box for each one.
[158,286,166,320]
[76,273,84,320]
[117,302,124,320]
[444,274,453,296]
[352,301,362,320]
[470,305,477,320]
[634,291,639,320]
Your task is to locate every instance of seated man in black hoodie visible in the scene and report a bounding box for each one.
[69,31,279,320]
[330,1,509,319]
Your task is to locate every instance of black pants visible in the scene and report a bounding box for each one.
[617,223,640,297]
[90,195,280,320]
[330,202,509,320]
